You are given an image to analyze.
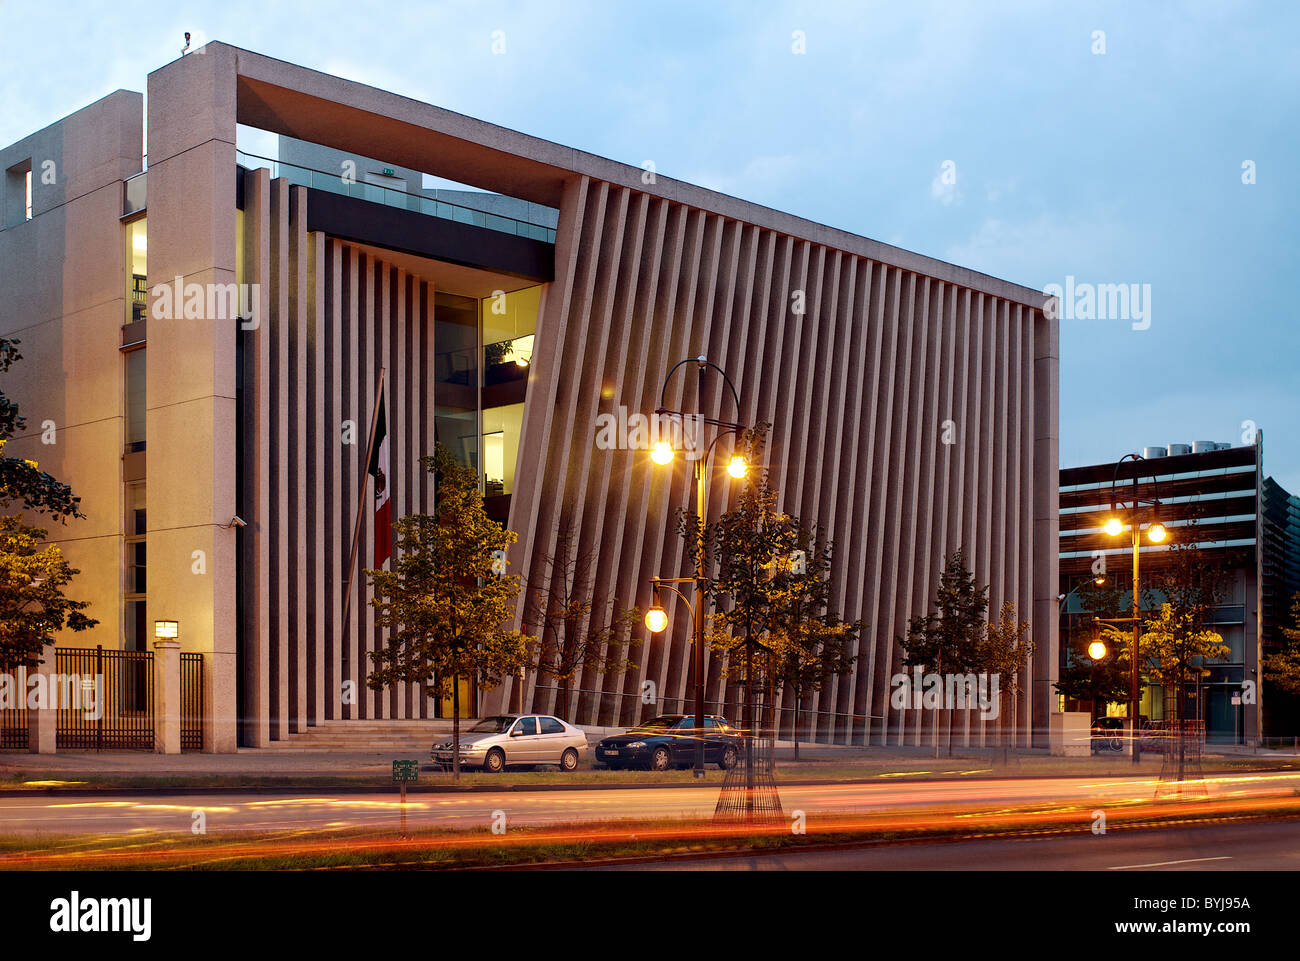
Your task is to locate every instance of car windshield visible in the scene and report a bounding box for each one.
[633,716,679,730]
[469,716,516,733]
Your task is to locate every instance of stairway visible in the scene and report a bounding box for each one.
[255,719,460,753]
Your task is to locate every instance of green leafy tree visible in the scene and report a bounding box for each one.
[765,525,860,758]
[366,443,531,779]
[979,601,1035,736]
[1149,532,1230,722]
[1139,602,1228,722]
[1055,625,1131,722]
[0,337,96,668]
[0,517,96,667]
[899,548,989,755]
[698,426,799,736]
[523,516,640,720]
[1263,593,1300,696]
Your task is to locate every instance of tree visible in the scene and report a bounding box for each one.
[899,548,989,755]
[0,516,96,667]
[366,443,532,779]
[698,426,799,738]
[1055,627,1131,722]
[979,601,1035,739]
[765,524,860,758]
[1263,593,1300,696]
[1138,603,1228,722]
[0,337,96,668]
[1149,533,1230,722]
[523,516,640,720]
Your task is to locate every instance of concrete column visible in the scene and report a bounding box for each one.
[202,656,219,754]
[154,640,181,754]
[146,45,239,753]
[26,656,57,755]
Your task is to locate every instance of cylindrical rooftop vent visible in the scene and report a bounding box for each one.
[1143,446,1167,459]
[1168,443,1192,456]
[1192,441,1217,453]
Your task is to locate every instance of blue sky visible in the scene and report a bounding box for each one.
[4,0,1297,490]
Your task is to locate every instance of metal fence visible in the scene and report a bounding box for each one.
[56,647,154,751]
[181,653,204,752]
[0,666,26,750]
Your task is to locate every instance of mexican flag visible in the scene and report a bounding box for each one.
[369,392,392,568]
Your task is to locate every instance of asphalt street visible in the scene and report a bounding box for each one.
[0,771,1296,836]
[586,818,1300,870]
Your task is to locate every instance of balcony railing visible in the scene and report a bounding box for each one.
[235,151,556,243]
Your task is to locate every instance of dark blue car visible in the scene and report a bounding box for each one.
[594,714,742,771]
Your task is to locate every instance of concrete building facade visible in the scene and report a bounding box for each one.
[1,43,1059,751]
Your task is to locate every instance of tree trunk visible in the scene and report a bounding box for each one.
[452,673,461,782]
[793,694,801,760]
[558,677,570,721]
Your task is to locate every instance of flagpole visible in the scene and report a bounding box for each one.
[342,367,386,665]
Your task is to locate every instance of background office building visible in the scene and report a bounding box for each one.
[1058,437,1300,743]
[0,43,1059,752]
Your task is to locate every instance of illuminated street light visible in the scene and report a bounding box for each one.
[1088,640,1108,661]
[649,356,747,779]
[1105,453,1167,766]
[644,606,669,634]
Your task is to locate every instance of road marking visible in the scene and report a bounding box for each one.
[1107,856,1231,870]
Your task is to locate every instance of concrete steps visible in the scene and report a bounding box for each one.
[257,719,456,753]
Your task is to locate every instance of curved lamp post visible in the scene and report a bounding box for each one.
[1101,453,1166,764]
[647,356,747,778]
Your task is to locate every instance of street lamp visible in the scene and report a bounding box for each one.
[649,356,748,778]
[1100,453,1165,765]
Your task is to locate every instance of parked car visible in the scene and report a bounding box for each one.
[594,714,742,771]
[431,715,588,773]
[1092,716,1125,753]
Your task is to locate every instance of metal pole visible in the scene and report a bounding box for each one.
[694,455,706,778]
[1131,523,1141,765]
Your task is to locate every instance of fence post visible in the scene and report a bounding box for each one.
[27,649,56,754]
[153,641,181,754]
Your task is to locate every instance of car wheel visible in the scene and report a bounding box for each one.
[560,748,580,772]
[651,746,671,772]
[718,746,738,770]
[483,748,505,773]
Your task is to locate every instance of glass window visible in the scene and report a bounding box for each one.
[481,403,524,496]
[512,717,538,736]
[125,349,146,452]
[539,717,564,735]
[433,291,479,474]
[482,286,539,382]
[125,217,147,325]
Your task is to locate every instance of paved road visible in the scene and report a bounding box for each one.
[586,818,1300,870]
[0,771,1296,836]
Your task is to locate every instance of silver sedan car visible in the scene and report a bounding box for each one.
[432,714,588,773]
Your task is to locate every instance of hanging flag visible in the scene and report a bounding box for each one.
[369,391,392,568]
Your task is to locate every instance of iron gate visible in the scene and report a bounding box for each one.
[181,652,204,751]
[0,667,26,750]
[56,646,154,750]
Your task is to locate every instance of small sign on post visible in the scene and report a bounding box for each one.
[393,760,418,836]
